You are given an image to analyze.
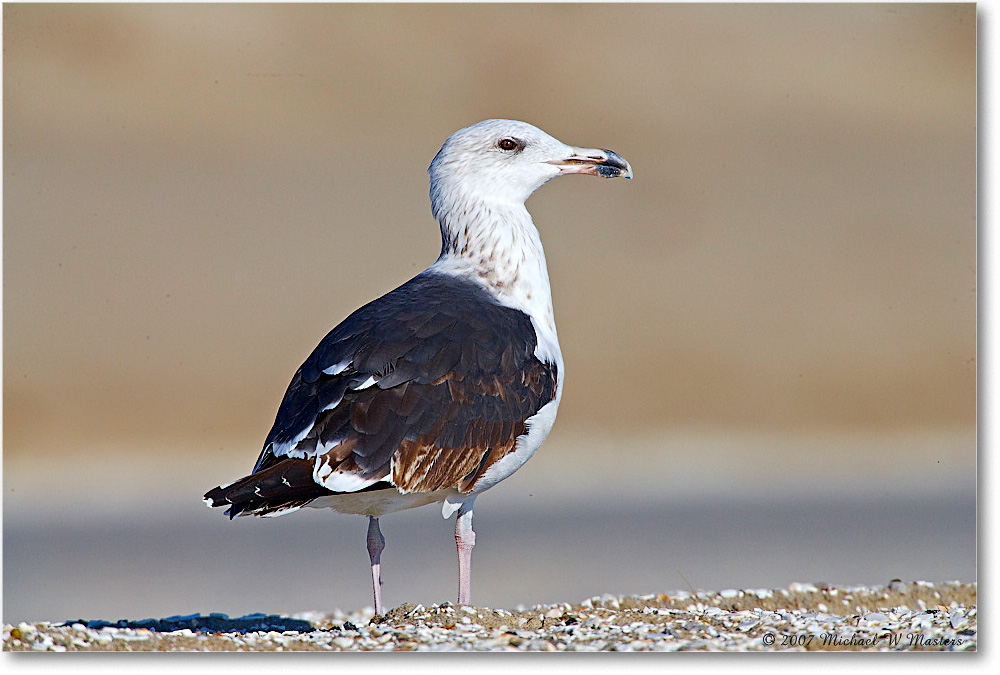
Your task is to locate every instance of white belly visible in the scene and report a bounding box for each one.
[469,395,561,494]
[306,487,459,518]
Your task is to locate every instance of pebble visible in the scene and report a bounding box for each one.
[2,581,976,652]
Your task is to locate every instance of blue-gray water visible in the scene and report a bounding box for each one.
[3,493,975,624]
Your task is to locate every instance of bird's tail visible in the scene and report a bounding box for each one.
[203,458,330,519]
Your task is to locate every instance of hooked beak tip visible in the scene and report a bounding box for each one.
[551,147,633,179]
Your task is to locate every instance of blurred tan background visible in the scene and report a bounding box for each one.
[2,3,976,622]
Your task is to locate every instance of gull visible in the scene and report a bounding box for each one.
[204,119,632,614]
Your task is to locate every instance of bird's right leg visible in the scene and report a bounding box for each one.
[455,502,476,606]
[366,516,386,615]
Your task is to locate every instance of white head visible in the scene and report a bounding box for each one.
[428,119,632,223]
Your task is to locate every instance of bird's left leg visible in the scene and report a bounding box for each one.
[367,516,386,615]
[455,501,476,606]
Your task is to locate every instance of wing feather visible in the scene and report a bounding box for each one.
[206,271,558,515]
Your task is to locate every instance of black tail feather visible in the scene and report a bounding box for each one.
[204,458,333,518]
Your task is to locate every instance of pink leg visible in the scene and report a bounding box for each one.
[455,503,476,606]
[367,516,385,615]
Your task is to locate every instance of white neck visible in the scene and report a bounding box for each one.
[431,193,554,318]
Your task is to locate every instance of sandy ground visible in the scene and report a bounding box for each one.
[3,582,976,651]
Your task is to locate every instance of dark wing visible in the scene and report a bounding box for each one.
[205,271,558,517]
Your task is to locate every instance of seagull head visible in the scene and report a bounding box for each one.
[429,119,632,216]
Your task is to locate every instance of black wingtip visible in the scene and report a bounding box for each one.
[204,485,236,516]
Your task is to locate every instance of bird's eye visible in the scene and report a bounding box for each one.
[497,138,520,152]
